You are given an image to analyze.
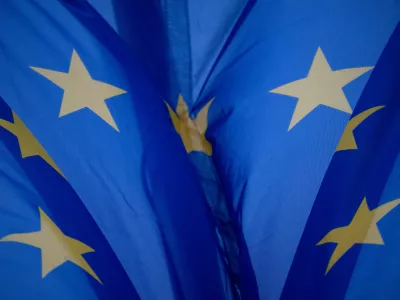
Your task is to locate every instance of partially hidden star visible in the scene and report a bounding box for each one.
[0,207,101,283]
[336,106,384,152]
[165,94,214,155]
[270,47,373,130]
[317,197,400,274]
[0,111,64,177]
[31,49,126,132]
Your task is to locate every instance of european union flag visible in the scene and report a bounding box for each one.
[4,0,400,299]
[192,0,400,299]
[0,97,139,299]
[87,0,400,298]
[0,1,228,299]
[88,1,251,297]
[281,22,400,300]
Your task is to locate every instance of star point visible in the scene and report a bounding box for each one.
[31,49,126,131]
[270,47,373,130]
[165,95,214,155]
[0,207,101,283]
[0,111,64,177]
[317,197,400,274]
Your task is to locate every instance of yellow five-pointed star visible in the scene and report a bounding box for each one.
[317,197,400,274]
[0,111,64,177]
[31,49,126,131]
[165,94,214,155]
[336,106,384,152]
[270,47,373,130]
[0,207,101,283]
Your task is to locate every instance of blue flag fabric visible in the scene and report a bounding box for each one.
[0,1,228,300]
[281,22,400,300]
[87,1,251,297]
[87,0,248,105]
[193,1,400,299]
[0,97,140,299]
